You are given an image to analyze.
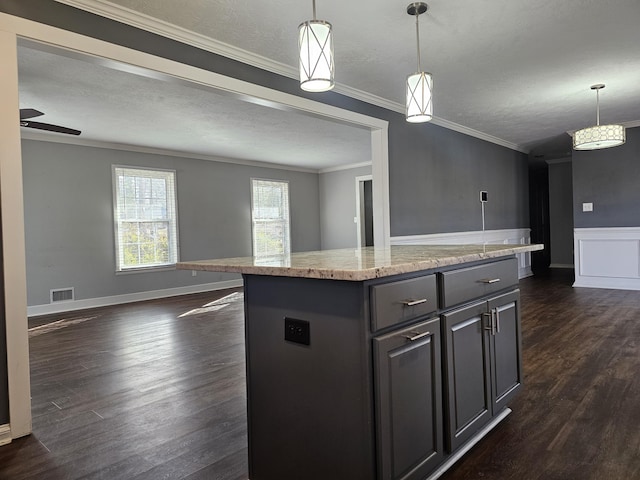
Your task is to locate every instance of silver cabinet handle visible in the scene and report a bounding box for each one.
[403,298,427,307]
[483,310,500,335]
[483,312,494,333]
[403,331,431,342]
[480,278,501,284]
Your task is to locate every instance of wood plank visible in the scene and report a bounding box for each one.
[1,271,640,479]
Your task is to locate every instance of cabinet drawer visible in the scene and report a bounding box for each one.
[440,258,518,309]
[370,275,437,331]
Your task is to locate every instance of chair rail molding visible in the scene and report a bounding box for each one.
[574,227,640,291]
[391,228,533,279]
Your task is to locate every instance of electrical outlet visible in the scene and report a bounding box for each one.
[284,317,310,345]
[191,270,197,277]
[582,202,593,212]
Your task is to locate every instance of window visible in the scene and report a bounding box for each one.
[251,179,290,257]
[113,166,178,271]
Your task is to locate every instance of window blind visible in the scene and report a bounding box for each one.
[113,166,178,271]
[251,179,290,257]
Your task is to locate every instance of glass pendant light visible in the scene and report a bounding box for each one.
[573,84,625,150]
[299,0,334,92]
[406,2,433,123]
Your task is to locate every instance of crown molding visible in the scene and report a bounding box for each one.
[566,118,640,136]
[429,117,529,153]
[622,119,640,129]
[55,0,296,78]
[55,0,526,154]
[319,161,372,174]
[545,157,572,165]
[20,130,320,174]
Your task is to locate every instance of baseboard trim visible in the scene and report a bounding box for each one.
[573,278,640,291]
[0,424,11,446]
[426,408,512,480]
[27,279,244,317]
[550,263,574,269]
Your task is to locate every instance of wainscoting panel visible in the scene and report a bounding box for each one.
[391,229,533,279]
[574,228,640,290]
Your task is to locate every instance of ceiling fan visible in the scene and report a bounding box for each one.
[19,108,81,136]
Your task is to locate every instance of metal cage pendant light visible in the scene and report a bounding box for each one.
[406,2,433,123]
[573,84,625,150]
[299,0,334,92]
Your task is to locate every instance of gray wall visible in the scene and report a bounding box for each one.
[390,124,530,235]
[573,126,640,228]
[0,1,530,238]
[319,166,371,249]
[548,160,574,266]
[0,1,532,429]
[22,140,320,306]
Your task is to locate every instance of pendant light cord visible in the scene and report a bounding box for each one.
[312,0,317,20]
[596,88,600,126]
[415,12,422,72]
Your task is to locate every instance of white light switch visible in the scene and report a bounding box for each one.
[582,202,593,212]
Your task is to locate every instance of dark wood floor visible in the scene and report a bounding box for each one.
[0,289,248,480]
[1,270,640,479]
[442,268,640,480]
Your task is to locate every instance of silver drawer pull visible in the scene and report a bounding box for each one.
[402,298,427,307]
[403,331,431,342]
[479,278,501,284]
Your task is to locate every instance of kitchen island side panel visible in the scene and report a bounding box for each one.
[243,274,375,480]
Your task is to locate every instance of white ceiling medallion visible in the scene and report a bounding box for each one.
[573,84,625,151]
[406,2,433,123]
[299,0,335,92]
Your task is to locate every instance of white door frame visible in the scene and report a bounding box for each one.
[0,12,391,440]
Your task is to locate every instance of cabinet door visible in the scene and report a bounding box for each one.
[374,317,443,480]
[488,289,522,414]
[442,301,492,452]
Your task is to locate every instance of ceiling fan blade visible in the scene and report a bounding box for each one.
[19,108,44,120]
[20,121,81,136]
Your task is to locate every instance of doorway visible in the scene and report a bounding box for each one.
[356,175,374,247]
[0,15,391,439]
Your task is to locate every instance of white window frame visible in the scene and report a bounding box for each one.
[112,165,179,272]
[251,178,291,258]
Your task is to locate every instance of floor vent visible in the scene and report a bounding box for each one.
[50,287,74,303]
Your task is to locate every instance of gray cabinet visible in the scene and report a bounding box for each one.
[442,289,522,452]
[370,274,437,331]
[442,301,492,452]
[488,290,522,414]
[374,317,443,480]
[242,257,524,480]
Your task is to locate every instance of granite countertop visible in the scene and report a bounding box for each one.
[177,244,543,281]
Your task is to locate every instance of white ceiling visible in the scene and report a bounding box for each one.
[18,0,640,164]
[17,43,372,171]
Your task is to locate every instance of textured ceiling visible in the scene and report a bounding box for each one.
[18,44,371,171]
[20,0,640,162]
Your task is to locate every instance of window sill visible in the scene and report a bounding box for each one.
[116,265,177,275]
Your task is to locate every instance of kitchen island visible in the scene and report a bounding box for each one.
[178,244,543,480]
